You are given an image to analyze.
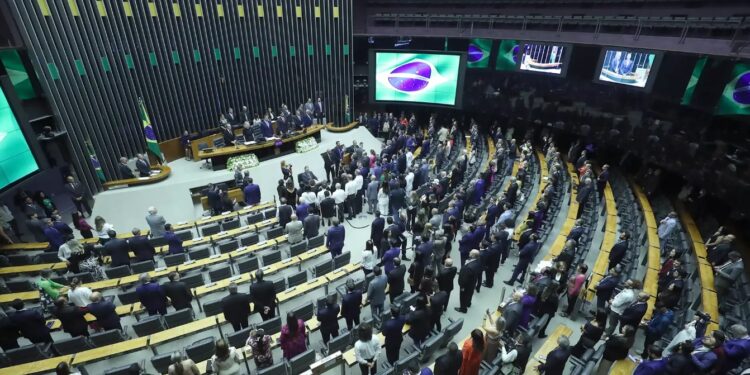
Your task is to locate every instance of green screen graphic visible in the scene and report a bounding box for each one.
[467,39,492,69]
[681,57,707,105]
[715,63,750,116]
[0,50,37,100]
[495,40,519,71]
[374,52,462,106]
[0,86,38,190]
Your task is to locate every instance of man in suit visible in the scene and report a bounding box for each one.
[608,232,630,271]
[105,230,131,267]
[566,219,585,243]
[303,209,321,240]
[205,184,222,215]
[485,199,501,227]
[222,283,251,331]
[145,207,166,238]
[298,166,318,187]
[437,258,457,311]
[221,124,236,146]
[9,299,52,344]
[366,176,379,214]
[382,305,405,365]
[620,292,649,329]
[326,218,345,258]
[430,290,449,331]
[118,157,135,179]
[53,297,88,337]
[388,184,406,217]
[64,175,91,216]
[715,251,744,298]
[278,199,294,229]
[341,279,362,330]
[43,218,65,251]
[387,257,406,303]
[483,235,501,288]
[249,270,277,321]
[135,154,151,177]
[243,178,261,205]
[504,234,539,286]
[382,240,401,275]
[284,215,304,244]
[136,274,168,316]
[458,229,475,266]
[370,211,385,255]
[322,150,335,182]
[314,97,324,124]
[241,121,254,142]
[434,342,462,375]
[86,292,121,331]
[316,294,340,345]
[595,268,621,311]
[163,224,183,255]
[455,250,481,313]
[576,177,594,219]
[163,272,193,311]
[319,191,336,226]
[536,335,571,375]
[26,213,47,242]
[366,267,387,328]
[128,228,155,262]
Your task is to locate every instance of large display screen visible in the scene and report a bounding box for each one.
[495,40,520,71]
[371,50,466,107]
[467,39,492,69]
[0,86,38,190]
[597,49,659,88]
[519,43,569,76]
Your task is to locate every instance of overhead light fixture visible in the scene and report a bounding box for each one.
[394,37,412,48]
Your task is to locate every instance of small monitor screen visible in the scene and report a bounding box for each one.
[519,43,568,75]
[495,40,520,71]
[598,49,657,88]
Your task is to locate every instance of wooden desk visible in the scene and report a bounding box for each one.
[196,125,325,162]
[71,336,150,365]
[610,358,637,375]
[150,316,220,345]
[102,165,171,190]
[0,230,143,253]
[524,325,574,374]
[200,188,244,210]
[0,354,74,375]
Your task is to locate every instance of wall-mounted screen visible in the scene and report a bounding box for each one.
[495,40,520,71]
[0,86,38,190]
[519,43,569,76]
[467,39,492,69]
[597,49,660,89]
[370,50,466,107]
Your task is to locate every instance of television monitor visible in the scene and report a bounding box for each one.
[597,48,662,89]
[370,50,466,107]
[495,40,520,71]
[518,42,570,76]
[467,39,492,69]
[0,86,38,191]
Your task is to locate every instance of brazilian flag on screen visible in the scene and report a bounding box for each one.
[715,63,750,116]
[85,140,106,182]
[138,97,165,161]
[467,39,492,68]
[496,40,520,71]
[680,57,707,106]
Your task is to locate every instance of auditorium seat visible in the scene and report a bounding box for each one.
[334,251,351,270]
[289,241,307,257]
[202,298,224,317]
[68,272,94,284]
[292,301,315,322]
[150,352,175,374]
[261,250,282,266]
[307,234,324,249]
[181,272,205,289]
[117,289,139,305]
[221,218,240,231]
[188,246,211,261]
[53,336,93,355]
[163,253,186,267]
[239,233,260,247]
[105,265,131,279]
[33,252,60,264]
[208,266,232,282]
[217,239,239,254]
[258,362,287,375]
[164,308,194,328]
[263,208,277,220]
[130,260,155,274]
[272,278,286,294]
[104,362,143,375]
[185,337,215,363]
[175,230,193,242]
[327,330,351,355]
[287,270,308,288]
[132,315,165,337]
[201,223,221,237]
[313,259,333,277]
[5,344,52,365]
[89,329,128,347]
[237,256,259,274]
[246,213,264,226]
[8,254,31,266]
[226,326,252,349]
[5,279,34,292]
[265,226,284,240]
[256,315,282,336]
[287,349,316,374]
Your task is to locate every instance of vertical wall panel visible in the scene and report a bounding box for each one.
[9,0,353,193]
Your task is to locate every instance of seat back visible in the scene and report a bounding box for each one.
[181,273,204,289]
[201,223,221,237]
[164,308,194,328]
[8,254,31,266]
[292,301,315,322]
[261,250,282,266]
[53,336,91,355]
[188,245,211,260]
[104,363,142,375]
[287,270,307,288]
[34,252,60,264]
[258,361,287,375]
[395,351,419,373]
[202,298,224,317]
[222,219,240,231]
[132,315,165,337]
[327,330,350,354]
[209,266,233,282]
[131,260,155,274]
[333,251,351,270]
[105,265,132,279]
[288,348,315,374]
[163,253,186,267]
[227,326,252,348]
[256,316,282,336]
[272,278,286,294]
[68,272,94,283]
[5,280,34,292]
[213,138,226,148]
[419,332,444,361]
[185,337,216,363]
[289,241,307,257]
[239,233,259,247]
[118,289,140,305]
[314,259,333,277]
[149,236,168,248]
[90,329,126,347]
[150,351,176,374]
[175,230,193,242]
[263,208,277,220]
[238,256,259,274]
[247,213,264,226]
[266,226,283,240]
[442,318,464,347]
[217,240,239,254]
[307,234,324,249]
[5,344,51,365]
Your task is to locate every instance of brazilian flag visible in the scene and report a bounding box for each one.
[138,97,165,162]
[85,140,106,182]
[467,39,492,69]
[680,57,706,106]
[715,63,750,116]
[495,40,520,71]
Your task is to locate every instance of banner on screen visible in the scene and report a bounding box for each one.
[681,57,707,106]
[715,63,750,116]
[467,39,492,69]
[519,43,569,76]
[495,40,520,71]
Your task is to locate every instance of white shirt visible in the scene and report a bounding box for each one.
[610,288,636,315]
[354,175,364,191]
[406,151,414,169]
[405,173,414,194]
[503,227,514,239]
[317,190,327,203]
[0,205,12,223]
[301,191,318,206]
[345,181,358,196]
[362,250,375,271]
[354,337,381,365]
[332,189,347,204]
[58,244,73,262]
[67,287,93,307]
[95,223,115,239]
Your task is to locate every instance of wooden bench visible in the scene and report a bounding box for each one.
[524,324,574,374]
[102,165,171,191]
[583,177,618,302]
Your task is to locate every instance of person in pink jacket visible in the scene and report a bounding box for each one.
[562,264,588,317]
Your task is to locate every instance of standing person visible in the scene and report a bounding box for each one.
[221,283,251,331]
[354,323,381,375]
[284,215,304,244]
[499,333,533,374]
[657,212,678,254]
[168,353,200,375]
[64,176,91,216]
[620,293,650,330]
[481,313,505,362]
[576,178,593,219]
[136,274,168,316]
[246,328,274,370]
[104,230,130,267]
[43,218,65,252]
[571,310,607,357]
[366,267,387,328]
[537,336,572,375]
[316,294,340,345]
[280,312,307,359]
[128,228,156,262]
[249,270,277,321]
[435,342,463,375]
[243,178,261,205]
[561,264,588,317]
[640,303,674,357]
[163,224,183,255]
[210,339,242,375]
[608,232,630,271]
[459,329,485,375]
[604,279,641,336]
[303,208,321,240]
[71,211,93,239]
[326,218,345,258]
[361,240,376,276]
[595,268,621,311]
[370,211,385,253]
[163,272,193,311]
[38,269,65,300]
[456,250,481,313]
[53,297,88,338]
[341,279,363,330]
[387,257,406,303]
[145,207,166,238]
[596,331,630,375]
[535,282,561,339]
[366,176,379,215]
[86,292,122,331]
[437,258,458,311]
[504,234,539,286]
[278,198,293,229]
[9,299,52,344]
[714,251,744,297]
[406,295,431,347]
[66,278,93,307]
[382,306,405,365]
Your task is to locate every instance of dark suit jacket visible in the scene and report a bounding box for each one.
[105,238,131,267]
[128,235,155,262]
[249,280,277,313]
[55,305,88,336]
[503,301,523,334]
[163,281,193,310]
[341,290,362,319]
[538,346,571,375]
[118,163,135,179]
[620,301,647,327]
[326,225,345,253]
[87,300,121,330]
[137,282,168,314]
[65,182,86,200]
[406,307,431,341]
[222,128,236,145]
[458,260,481,289]
[388,265,407,297]
[222,292,251,325]
[244,184,261,205]
[434,350,462,375]
[316,303,340,334]
[437,266,457,292]
[567,226,584,242]
[278,205,293,228]
[164,231,183,255]
[9,308,50,343]
[320,198,336,218]
[303,215,320,239]
[430,291,448,320]
[371,217,385,243]
[609,240,628,267]
[135,159,150,177]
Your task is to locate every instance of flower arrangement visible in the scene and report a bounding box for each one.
[295,137,319,153]
[226,153,259,171]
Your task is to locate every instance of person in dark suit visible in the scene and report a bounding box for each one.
[595,269,620,310]
[370,212,385,252]
[244,178,261,205]
[222,283,251,331]
[566,220,585,243]
[316,294,340,345]
[438,258,458,311]
[326,218,345,258]
[118,157,135,179]
[163,224,183,255]
[86,292,121,331]
[388,185,406,217]
[249,270,277,321]
[298,166,318,187]
[303,209,321,239]
[455,250,481,313]
[387,257,406,303]
[314,98,324,124]
[608,232,630,271]
[620,292,649,329]
[206,184,222,215]
[278,198,294,229]
[503,292,524,335]
[128,228,155,262]
[0,310,19,351]
[537,335,571,375]
[382,305,405,365]
[406,295,431,347]
[319,192,336,226]
[53,297,88,337]
[576,177,594,219]
[136,274,168,316]
[241,121,254,141]
[135,154,151,177]
[341,279,362,330]
[434,342,463,375]
[221,124,236,146]
[9,299,52,344]
[163,272,193,311]
[64,175,91,216]
[430,290,449,331]
[104,230,130,267]
[504,234,539,286]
